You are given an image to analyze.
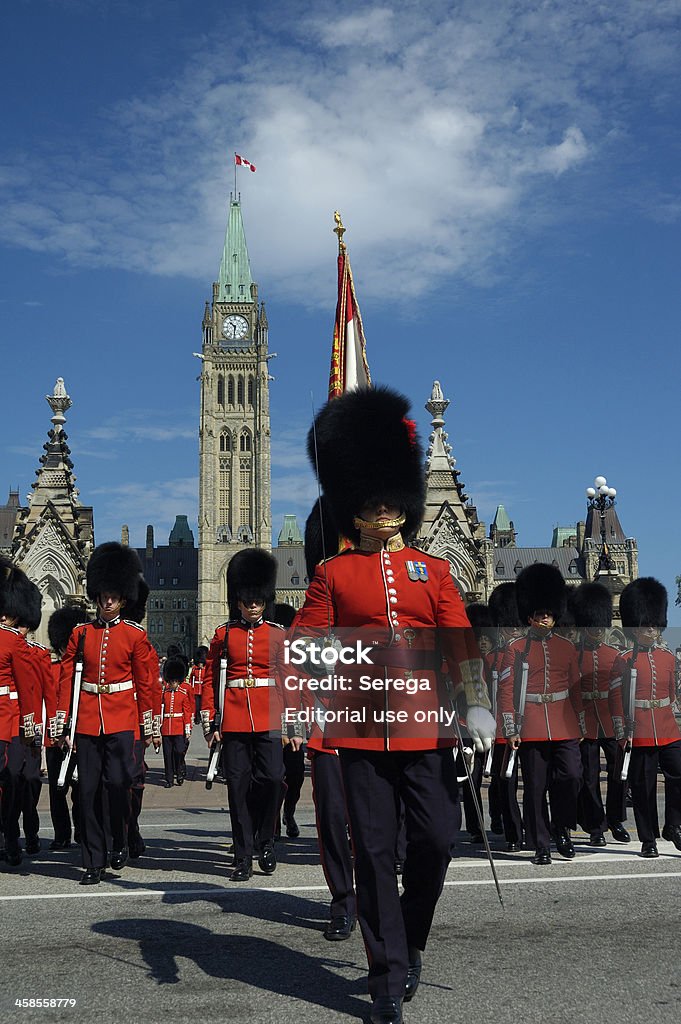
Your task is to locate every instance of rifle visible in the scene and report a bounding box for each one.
[206,632,228,790]
[57,629,86,790]
[620,649,638,782]
[483,669,498,777]
[505,652,529,780]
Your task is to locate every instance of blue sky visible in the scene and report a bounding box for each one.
[1,0,680,621]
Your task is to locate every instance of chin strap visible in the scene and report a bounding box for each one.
[352,513,406,532]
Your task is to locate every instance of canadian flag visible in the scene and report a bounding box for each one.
[234,153,256,172]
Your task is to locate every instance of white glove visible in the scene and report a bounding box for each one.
[466,705,496,753]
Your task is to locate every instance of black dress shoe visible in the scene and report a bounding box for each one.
[589,831,607,847]
[128,835,146,859]
[5,847,23,867]
[50,838,72,851]
[532,847,552,865]
[506,841,521,853]
[369,996,403,1024]
[110,847,128,870]
[490,818,504,835]
[641,841,659,858]
[609,822,631,843]
[230,858,253,881]
[404,947,422,1002]
[323,915,356,941]
[554,828,576,859]
[80,867,103,885]
[469,831,484,844]
[25,837,41,855]
[661,825,681,850]
[163,780,173,788]
[283,814,300,839]
[257,841,277,875]
[176,777,184,786]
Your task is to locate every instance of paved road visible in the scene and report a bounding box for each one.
[2,744,680,1024]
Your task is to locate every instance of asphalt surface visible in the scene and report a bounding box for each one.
[2,738,681,1024]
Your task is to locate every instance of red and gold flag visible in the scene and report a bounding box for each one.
[328,219,371,400]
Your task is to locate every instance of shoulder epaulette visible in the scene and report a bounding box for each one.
[27,640,50,652]
[0,622,21,635]
[123,619,146,632]
[264,620,286,631]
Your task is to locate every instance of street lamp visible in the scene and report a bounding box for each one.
[586,475,617,575]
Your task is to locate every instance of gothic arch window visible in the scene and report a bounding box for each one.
[240,430,252,453]
[173,619,180,634]
[247,375,254,406]
[217,375,225,406]
[237,375,245,406]
[219,430,232,453]
[236,525,253,542]
[228,375,235,406]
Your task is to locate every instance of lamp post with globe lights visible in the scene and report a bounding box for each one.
[586,475,617,575]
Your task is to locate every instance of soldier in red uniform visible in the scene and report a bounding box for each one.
[21,604,53,857]
[202,549,300,882]
[160,656,193,787]
[569,582,629,846]
[499,563,585,866]
[0,561,43,867]
[46,606,87,849]
[294,386,495,1024]
[57,542,156,885]
[609,578,681,858]
[189,647,207,725]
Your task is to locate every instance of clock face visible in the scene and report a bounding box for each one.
[222,314,249,341]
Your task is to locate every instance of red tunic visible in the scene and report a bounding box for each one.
[609,645,680,747]
[293,545,480,752]
[577,641,620,740]
[160,684,193,736]
[57,617,157,737]
[26,640,53,741]
[202,618,288,734]
[498,631,585,742]
[188,664,205,698]
[0,624,36,742]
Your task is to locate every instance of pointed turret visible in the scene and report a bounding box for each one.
[217,198,254,303]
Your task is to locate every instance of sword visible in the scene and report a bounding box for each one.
[505,658,528,779]
[445,676,504,909]
[206,649,227,790]
[483,670,498,777]
[57,630,86,790]
[620,662,637,782]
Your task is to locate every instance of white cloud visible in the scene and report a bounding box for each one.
[0,1,678,304]
[81,411,196,445]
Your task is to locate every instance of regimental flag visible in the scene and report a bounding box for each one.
[234,153,256,172]
[328,218,371,400]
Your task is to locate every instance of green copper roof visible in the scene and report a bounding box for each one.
[278,514,303,545]
[492,504,512,531]
[217,199,253,303]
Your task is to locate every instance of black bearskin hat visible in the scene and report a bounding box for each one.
[307,386,425,544]
[193,646,208,666]
[124,578,149,625]
[465,602,495,641]
[163,656,189,683]
[515,563,566,625]
[227,548,277,621]
[619,577,667,628]
[304,495,342,578]
[488,583,522,628]
[48,605,89,654]
[274,602,296,628]
[0,558,42,630]
[86,542,143,605]
[568,582,612,628]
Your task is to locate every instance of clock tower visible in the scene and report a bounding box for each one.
[197,197,272,643]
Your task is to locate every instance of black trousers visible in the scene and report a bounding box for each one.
[20,743,42,841]
[309,750,356,919]
[46,745,79,843]
[456,748,484,835]
[282,743,305,815]
[490,742,523,844]
[223,731,284,861]
[76,731,135,870]
[339,746,458,999]
[0,736,27,850]
[578,737,627,832]
[630,740,681,843]
[162,735,186,785]
[519,739,582,851]
[129,736,147,842]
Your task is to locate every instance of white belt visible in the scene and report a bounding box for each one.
[82,680,134,695]
[634,697,671,709]
[164,712,184,718]
[526,690,569,704]
[582,690,609,701]
[227,677,275,689]
[0,685,17,698]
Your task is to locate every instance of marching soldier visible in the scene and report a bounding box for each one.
[160,656,193,787]
[499,563,585,865]
[21,600,53,856]
[460,603,495,843]
[569,582,629,846]
[57,542,157,885]
[46,606,88,849]
[202,549,301,882]
[487,583,525,852]
[609,578,681,857]
[189,646,208,725]
[294,386,495,1024]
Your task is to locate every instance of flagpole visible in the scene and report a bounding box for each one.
[234,152,237,197]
